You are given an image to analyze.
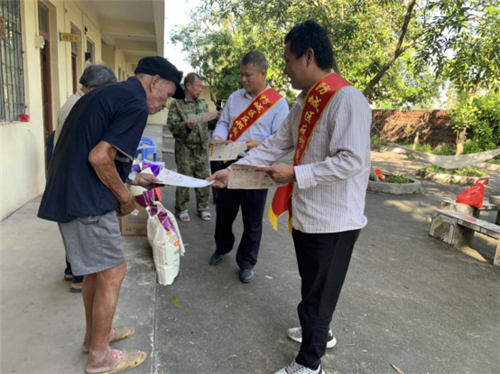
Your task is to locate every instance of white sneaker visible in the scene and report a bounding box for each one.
[287,327,337,349]
[274,360,324,374]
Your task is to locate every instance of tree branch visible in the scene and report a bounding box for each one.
[363,0,416,96]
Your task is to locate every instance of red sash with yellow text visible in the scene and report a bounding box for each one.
[268,73,353,232]
[228,88,283,141]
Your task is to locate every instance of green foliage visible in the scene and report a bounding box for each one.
[171,0,447,107]
[418,0,500,95]
[423,165,488,177]
[386,175,413,184]
[368,173,413,183]
[432,145,456,155]
[487,157,500,165]
[449,91,500,151]
[370,135,388,146]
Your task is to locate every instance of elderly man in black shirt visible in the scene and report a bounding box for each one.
[38,57,184,374]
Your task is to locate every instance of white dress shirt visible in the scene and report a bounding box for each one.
[213,87,290,149]
[237,86,372,234]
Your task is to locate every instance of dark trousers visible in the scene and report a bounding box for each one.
[292,228,360,370]
[214,187,268,270]
[210,161,224,204]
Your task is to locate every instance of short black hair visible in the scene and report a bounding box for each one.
[79,63,117,88]
[241,51,268,71]
[284,20,333,70]
[184,72,202,86]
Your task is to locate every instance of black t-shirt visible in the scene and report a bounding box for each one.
[38,77,149,223]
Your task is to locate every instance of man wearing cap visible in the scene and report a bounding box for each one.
[38,56,184,374]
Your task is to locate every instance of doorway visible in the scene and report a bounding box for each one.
[38,1,52,141]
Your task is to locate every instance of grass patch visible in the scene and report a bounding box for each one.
[399,142,456,155]
[369,174,413,183]
[371,135,388,146]
[422,165,488,177]
[486,157,500,165]
[386,175,413,183]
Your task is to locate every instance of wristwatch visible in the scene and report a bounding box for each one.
[127,172,137,185]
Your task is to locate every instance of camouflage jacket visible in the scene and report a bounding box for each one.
[167,97,215,146]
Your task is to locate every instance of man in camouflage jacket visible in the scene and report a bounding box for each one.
[167,72,219,221]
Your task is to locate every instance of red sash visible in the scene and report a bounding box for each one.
[268,73,353,232]
[228,87,283,141]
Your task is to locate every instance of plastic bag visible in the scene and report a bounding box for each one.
[146,201,185,285]
[374,168,385,180]
[456,178,488,209]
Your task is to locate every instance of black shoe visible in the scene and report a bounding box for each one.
[209,253,225,266]
[239,268,254,283]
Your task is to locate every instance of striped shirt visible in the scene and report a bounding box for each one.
[237,86,372,234]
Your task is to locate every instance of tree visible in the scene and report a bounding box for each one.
[172,0,500,155]
[171,0,444,107]
[417,1,500,154]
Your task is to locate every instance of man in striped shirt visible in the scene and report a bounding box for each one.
[208,20,371,374]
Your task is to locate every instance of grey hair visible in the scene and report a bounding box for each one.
[184,72,202,86]
[241,51,268,72]
[79,63,117,88]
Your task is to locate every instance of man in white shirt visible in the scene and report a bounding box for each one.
[210,51,289,283]
[208,20,371,374]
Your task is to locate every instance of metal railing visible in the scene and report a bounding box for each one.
[0,0,25,122]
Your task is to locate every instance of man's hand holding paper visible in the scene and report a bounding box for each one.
[226,164,284,189]
[209,140,248,161]
[255,164,296,184]
[206,169,229,189]
[188,110,219,123]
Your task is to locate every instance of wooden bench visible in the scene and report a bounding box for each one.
[440,199,498,219]
[429,209,500,266]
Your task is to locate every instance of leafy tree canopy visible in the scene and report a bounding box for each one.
[172,0,499,109]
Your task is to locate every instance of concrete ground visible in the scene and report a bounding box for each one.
[1,147,499,374]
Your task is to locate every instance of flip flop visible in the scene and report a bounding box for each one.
[95,349,147,374]
[110,326,135,344]
[198,211,211,221]
[64,275,73,282]
[178,212,190,222]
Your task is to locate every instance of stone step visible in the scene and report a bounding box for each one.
[162,148,174,154]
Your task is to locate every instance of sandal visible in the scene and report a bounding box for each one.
[198,211,211,221]
[178,212,190,222]
[96,349,147,374]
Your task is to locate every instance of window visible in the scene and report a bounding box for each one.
[86,37,94,63]
[0,0,26,122]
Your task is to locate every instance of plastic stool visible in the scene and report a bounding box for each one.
[135,137,157,161]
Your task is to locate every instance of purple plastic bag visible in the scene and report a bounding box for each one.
[142,160,165,177]
[131,162,142,173]
[148,204,177,233]
[135,189,156,207]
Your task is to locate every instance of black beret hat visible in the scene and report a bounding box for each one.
[135,56,185,99]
